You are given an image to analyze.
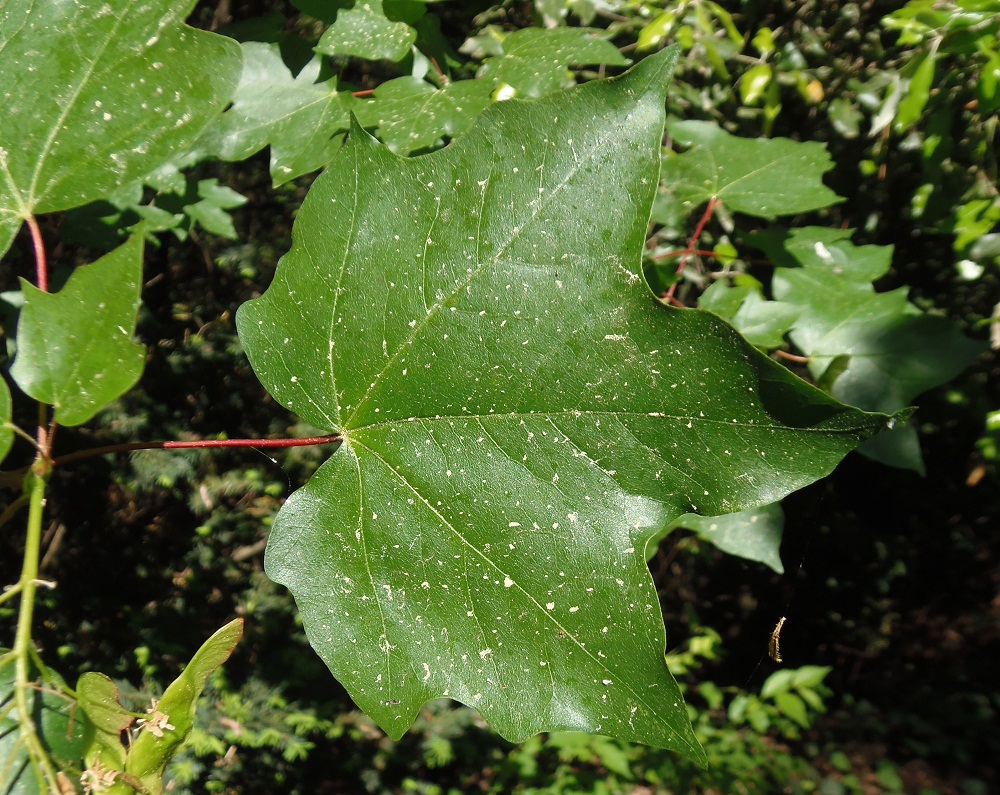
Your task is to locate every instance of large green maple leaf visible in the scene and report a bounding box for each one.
[237,48,892,755]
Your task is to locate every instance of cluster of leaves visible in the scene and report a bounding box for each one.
[0,0,994,792]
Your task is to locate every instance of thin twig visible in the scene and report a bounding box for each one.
[664,196,720,304]
[775,350,810,364]
[52,434,342,467]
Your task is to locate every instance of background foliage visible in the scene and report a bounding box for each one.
[1,0,997,792]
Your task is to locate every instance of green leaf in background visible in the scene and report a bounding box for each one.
[0,0,241,259]
[662,121,841,217]
[827,97,863,138]
[354,77,494,155]
[316,0,423,62]
[10,236,145,427]
[478,27,628,98]
[0,658,91,795]
[124,619,243,794]
[766,227,985,473]
[893,49,936,133]
[200,43,354,185]
[183,179,248,239]
[673,503,785,574]
[0,379,11,464]
[237,48,894,754]
[698,282,800,350]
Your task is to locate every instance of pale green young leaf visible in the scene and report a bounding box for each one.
[478,27,628,97]
[124,619,243,793]
[237,48,892,755]
[662,121,841,217]
[0,0,241,259]
[184,179,248,239]
[10,236,145,427]
[199,43,354,186]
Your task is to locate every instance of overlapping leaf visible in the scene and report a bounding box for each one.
[479,27,628,97]
[662,120,841,217]
[0,0,241,259]
[199,43,354,185]
[767,227,985,472]
[698,281,800,350]
[354,77,494,155]
[11,236,145,427]
[238,48,893,753]
[0,658,90,794]
[671,504,785,573]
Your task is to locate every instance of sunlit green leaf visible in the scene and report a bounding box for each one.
[663,121,841,217]
[767,227,985,473]
[315,0,421,62]
[200,43,354,186]
[238,48,893,754]
[0,0,241,259]
[125,619,243,793]
[355,77,494,155]
[77,673,134,770]
[478,27,628,98]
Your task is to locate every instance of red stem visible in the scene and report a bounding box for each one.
[775,350,810,364]
[650,249,719,261]
[664,197,720,303]
[51,434,341,467]
[26,216,47,292]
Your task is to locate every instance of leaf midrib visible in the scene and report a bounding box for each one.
[342,113,634,431]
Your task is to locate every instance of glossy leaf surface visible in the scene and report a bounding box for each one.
[0,0,241,258]
[11,236,145,427]
[316,0,421,62]
[238,48,892,754]
[355,77,494,155]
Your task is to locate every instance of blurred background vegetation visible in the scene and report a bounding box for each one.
[1,0,997,792]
